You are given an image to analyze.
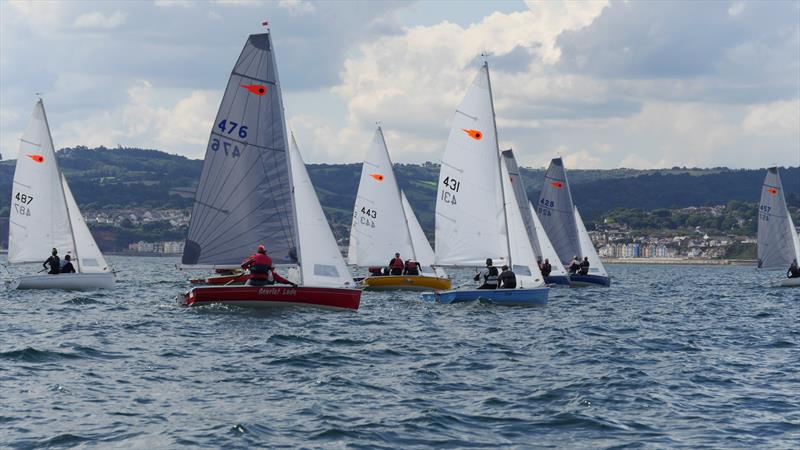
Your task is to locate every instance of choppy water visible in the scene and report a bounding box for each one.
[1,256,798,449]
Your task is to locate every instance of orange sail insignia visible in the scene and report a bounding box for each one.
[550,181,563,189]
[767,187,778,195]
[26,154,44,163]
[240,84,267,96]
[462,129,483,140]
[369,173,384,182]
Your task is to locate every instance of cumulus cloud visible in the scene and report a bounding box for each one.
[73,11,126,29]
[278,0,315,15]
[742,100,800,136]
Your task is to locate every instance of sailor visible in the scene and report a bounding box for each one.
[403,259,420,276]
[43,248,60,275]
[498,265,517,289]
[473,258,499,289]
[788,259,800,279]
[60,254,76,274]
[388,252,405,275]
[540,258,552,278]
[241,245,297,287]
[578,257,590,276]
[568,256,581,275]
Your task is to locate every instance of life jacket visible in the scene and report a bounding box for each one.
[390,258,404,270]
[247,253,273,280]
[484,266,499,284]
[404,260,418,271]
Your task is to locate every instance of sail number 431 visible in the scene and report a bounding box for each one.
[440,176,460,205]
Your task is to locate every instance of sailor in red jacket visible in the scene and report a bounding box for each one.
[241,245,297,287]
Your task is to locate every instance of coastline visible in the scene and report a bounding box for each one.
[602,257,757,266]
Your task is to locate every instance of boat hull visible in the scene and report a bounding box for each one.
[9,273,115,290]
[190,274,249,285]
[771,277,800,288]
[181,285,361,310]
[362,275,451,292]
[544,275,571,286]
[421,287,549,306]
[569,274,611,287]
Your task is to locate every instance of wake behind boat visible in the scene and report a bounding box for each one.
[348,126,450,292]
[6,99,114,291]
[422,62,548,306]
[178,30,360,310]
[757,167,800,288]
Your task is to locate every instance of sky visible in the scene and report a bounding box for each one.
[0,0,798,169]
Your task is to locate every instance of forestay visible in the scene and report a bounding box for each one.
[348,127,414,266]
[290,135,354,288]
[529,203,569,278]
[62,175,110,273]
[575,207,608,277]
[435,63,507,266]
[183,32,297,267]
[501,159,544,287]
[757,167,800,270]
[9,100,74,264]
[537,158,580,266]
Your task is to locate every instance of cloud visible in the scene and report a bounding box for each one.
[742,100,800,136]
[278,0,315,15]
[73,11,126,29]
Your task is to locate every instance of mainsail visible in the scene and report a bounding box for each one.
[537,158,581,266]
[348,127,414,266]
[9,100,74,264]
[757,167,800,269]
[183,32,297,266]
[289,135,353,287]
[434,63,508,266]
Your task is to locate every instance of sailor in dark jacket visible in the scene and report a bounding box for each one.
[60,254,76,274]
[498,265,517,289]
[43,248,60,275]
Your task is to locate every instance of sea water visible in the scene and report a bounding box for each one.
[1,256,798,448]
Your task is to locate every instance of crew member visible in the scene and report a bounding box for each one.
[388,252,405,275]
[473,258,499,289]
[540,258,552,278]
[578,257,590,276]
[498,265,516,289]
[788,259,800,279]
[43,248,60,275]
[60,254,76,274]
[403,259,421,276]
[241,245,297,287]
[568,256,581,275]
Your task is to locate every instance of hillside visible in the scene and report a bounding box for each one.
[1,146,798,249]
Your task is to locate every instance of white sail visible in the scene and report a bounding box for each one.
[501,160,544,288]
[61,175,110,273]
[434,63,507,266]
[529,202,569,277]
[758,167,800,269]
[348,127,414,266]
[574,207,608,277]
[9,100,74,264]
[401,191,446,277]
[290,135,354,288]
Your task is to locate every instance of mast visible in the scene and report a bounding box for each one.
[380,125,418,261]
[40,100,81,273]
[484,61,512,266]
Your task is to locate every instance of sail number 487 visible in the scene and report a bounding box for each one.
[13,191,33,216]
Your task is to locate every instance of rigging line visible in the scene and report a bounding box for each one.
[258,141,296,249]
[197,205,293,258]
[188,149,250,242]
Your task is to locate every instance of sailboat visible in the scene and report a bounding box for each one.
[536,157,610,287]
[421,62,549,306]
[501,149,570,286]
[348,126,451,291]
[757,167,800,287]
[6,99,115,291]
[179,31,361,310]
